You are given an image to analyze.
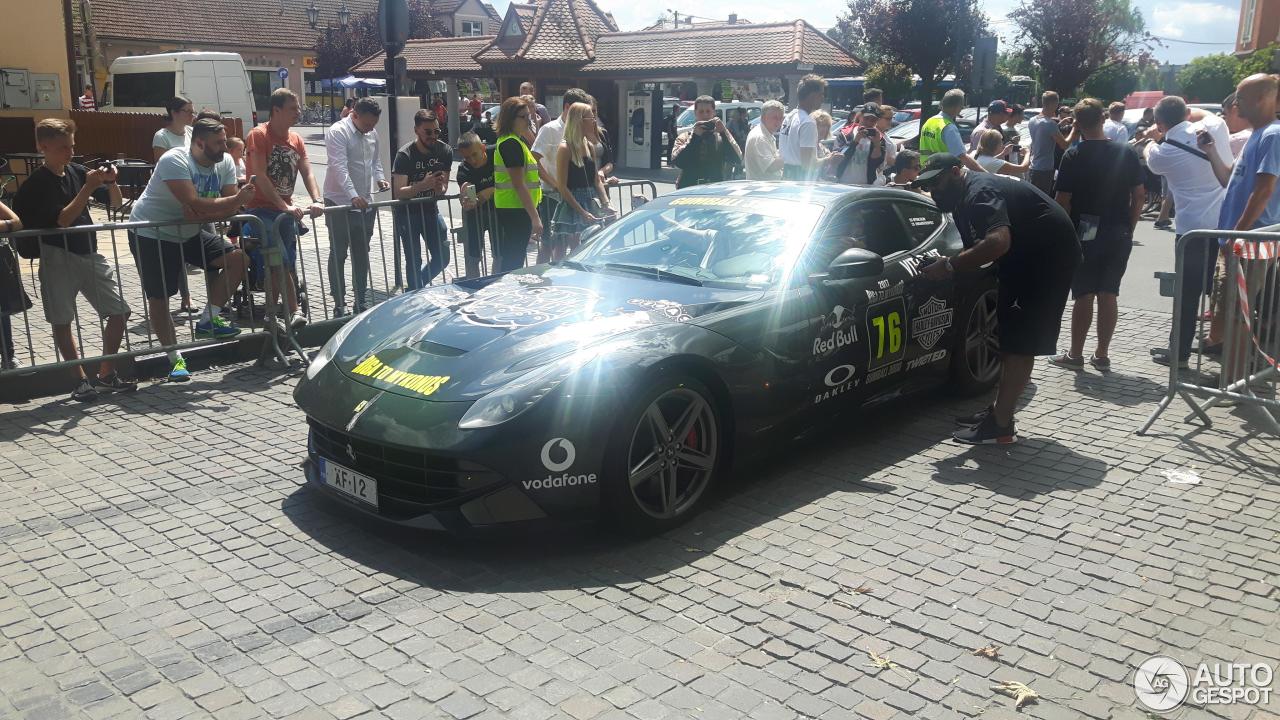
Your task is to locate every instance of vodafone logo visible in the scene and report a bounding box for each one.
[540,438,576,472]
[824,364,857,387]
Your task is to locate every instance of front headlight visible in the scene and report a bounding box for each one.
[305,316,361,380]
[458,345,609,429]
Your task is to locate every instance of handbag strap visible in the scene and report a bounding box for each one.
[1164,138,1211,162]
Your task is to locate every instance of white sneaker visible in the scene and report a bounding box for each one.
[290,312,309,329]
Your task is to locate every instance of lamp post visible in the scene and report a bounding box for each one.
[379,0,409,289]
[309,2,351,123]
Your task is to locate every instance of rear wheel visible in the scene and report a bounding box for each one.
[950,287,1001,394]
[604,375,721,534]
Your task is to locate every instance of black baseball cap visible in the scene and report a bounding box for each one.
[988,100,1009,115]
[859,102,882,117]
[908,153,963,188]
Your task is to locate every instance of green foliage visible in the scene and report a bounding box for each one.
[1083,62,1139,102]
[315,0,448,78]
[1236,43,1279,82]
[1010,0,1152,95]
[1178,54,1241,102]
[865,62,913,105]
[834,0,988,110]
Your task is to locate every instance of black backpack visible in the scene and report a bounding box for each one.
[14,234,40,260]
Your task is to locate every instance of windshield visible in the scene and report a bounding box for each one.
[887,120,919,139]
[570,196,823,288]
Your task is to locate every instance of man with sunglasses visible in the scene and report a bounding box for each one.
[392,110,453,289]
[914,153,1080,445]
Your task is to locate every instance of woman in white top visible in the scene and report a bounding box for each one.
[974,129,1031,177]
[812,111,834,160]
[152,96,194,162]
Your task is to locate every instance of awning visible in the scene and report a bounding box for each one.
[320,75,387,90]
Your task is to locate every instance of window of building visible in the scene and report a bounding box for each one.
[1242,0,1256,44]
[462,20,484,36]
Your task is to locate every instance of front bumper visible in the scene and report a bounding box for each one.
[296,362,615,533]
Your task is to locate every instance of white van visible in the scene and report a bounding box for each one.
[675,101,765,137]
[104,52,257,130]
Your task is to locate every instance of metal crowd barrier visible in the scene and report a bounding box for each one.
[1139,226,1280,435]
[0,182,661,386]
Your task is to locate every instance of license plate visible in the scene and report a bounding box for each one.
[320,458,378,508]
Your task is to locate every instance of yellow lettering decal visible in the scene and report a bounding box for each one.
[349,354,450,396]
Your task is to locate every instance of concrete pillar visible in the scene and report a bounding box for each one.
[616,82,629,169]
[446,79,460,146]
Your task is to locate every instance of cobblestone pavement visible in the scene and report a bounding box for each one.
[0,307,1277,720]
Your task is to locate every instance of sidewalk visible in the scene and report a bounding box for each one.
[0,307,1276,720]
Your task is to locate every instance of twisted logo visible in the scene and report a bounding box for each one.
[1134,656,1189,712]
[540,438,576,472]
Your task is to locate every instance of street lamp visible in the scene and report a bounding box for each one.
[306,1,319,29]
[337,2,351,27]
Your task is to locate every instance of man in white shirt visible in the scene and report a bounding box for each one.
[830,103,895,185]
[530,87,591,263]
[1222,91,1252,159]
[745,101,786,181]
[969,101,1010,154]
[323,98,389,316]
[1143,95,1232,366]
[1103,102,1130,143]
[779,74,827,179]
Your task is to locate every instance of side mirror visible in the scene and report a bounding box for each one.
[826,247,883,280]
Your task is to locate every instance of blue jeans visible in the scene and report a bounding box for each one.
[243,208,299,282]
[395,208,449,290]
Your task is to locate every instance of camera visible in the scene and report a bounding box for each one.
[696,120,717,131]
[88,158,117,171]
[864,127,879,139]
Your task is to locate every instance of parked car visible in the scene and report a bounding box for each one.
[103,52,257,130]
[295,182,999,534]
[676,101,764,136]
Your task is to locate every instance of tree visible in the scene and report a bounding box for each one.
[1236,42,1279,83]
[1010,0,1153,95]
[1083,62,1139,102]
[1178,54,1240,102]
[864,62,913,105]
[833,0,988,118]
[315,0,449,79]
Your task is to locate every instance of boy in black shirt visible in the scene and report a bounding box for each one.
[1049,99,1145,372]
[392,110,453,289]
[456,132,495,278]
[14,119,135,401]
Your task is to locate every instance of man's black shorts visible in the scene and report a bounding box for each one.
[997,237,1080,356]
[1071,224,1134,298]
[128,230,234,300]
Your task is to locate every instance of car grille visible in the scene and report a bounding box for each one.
[308,419,504,513]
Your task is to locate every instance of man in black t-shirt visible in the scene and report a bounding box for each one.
[456,133,495,279]
[915,153,1081,444]
[392,110,453,290]
[14,119,136,402]
[1048,99,1145,372]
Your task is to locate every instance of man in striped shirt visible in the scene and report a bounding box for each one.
[77,86,96,111]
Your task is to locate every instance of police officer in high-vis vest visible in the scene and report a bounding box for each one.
[918,89,987,174]
[492,97,543,273]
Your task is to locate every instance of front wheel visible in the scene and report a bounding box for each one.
[950,287,1001,394]
[603,374,721,534]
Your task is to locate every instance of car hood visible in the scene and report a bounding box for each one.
[331,267,758,401]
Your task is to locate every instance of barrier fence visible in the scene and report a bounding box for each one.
[1139,225,1280,435]
[0,179,659,386]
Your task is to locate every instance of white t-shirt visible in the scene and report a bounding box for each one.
[778,108,816,167]
[531,117,566,191]
[152,126,192,153]
[1103,119,1129,144]
[744,124,782,181]
[1145,113,1233,235]
[976,154,1006,174]
[130,147,237,241]
[1230,128,1252,159]
[836,136,895,186]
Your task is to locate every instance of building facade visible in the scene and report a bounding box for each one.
[1236,0,1280,56]
[0,0,76,119]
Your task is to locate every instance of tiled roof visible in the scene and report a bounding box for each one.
[511,3,537,33]
[581,20,863,74]
[351,35,492,75]
[92,0,381,50]
[474,0,617,64]
[481,2,501,22]
[92,0,494,51]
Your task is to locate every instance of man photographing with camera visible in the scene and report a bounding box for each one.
[829,102,894,185]
[670,96,742,189]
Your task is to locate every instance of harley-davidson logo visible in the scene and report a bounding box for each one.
[911,296,953,350]
[460,285,599,328]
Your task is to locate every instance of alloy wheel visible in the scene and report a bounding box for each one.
[965,289,1001,385]
[626,387,718,520]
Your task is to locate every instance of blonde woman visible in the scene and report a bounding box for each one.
[551,102,611,261]
[812,110,834,160]
[975,129,1031,177]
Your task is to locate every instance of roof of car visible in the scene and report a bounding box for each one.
[666,181,927,209]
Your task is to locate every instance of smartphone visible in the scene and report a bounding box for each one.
[248,175,258,185]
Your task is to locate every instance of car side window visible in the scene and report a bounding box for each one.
[894,203,943,245]
[807,205,869,273]
[856,201,914,258]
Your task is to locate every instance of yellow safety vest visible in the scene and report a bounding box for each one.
[494,133,542,209]
[919,113,954,160]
